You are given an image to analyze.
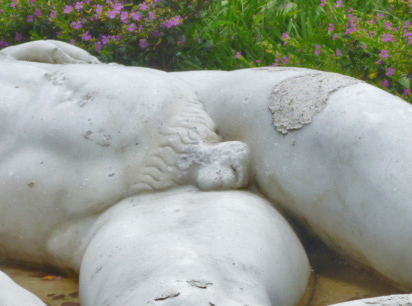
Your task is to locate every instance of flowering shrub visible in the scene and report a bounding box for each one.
[0,0,207,69]
[180,0,411,102]
[0,0,410,101]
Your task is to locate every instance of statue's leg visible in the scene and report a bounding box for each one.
[0,270,46,306]
[174,68,412,290]
[78,188,310,306]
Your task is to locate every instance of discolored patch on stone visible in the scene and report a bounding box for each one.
[187,280,213,289]
[69,292,79,298]
[52,294,65,300]
[61,303,81,306]
[269,72,361,134]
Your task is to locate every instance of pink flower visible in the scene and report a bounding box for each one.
[320,0,327,6]
[71,21,83,30]
[63,6,73,13]
[128,23,136,32]
[82,31,92,41]
[335,0,344,8]
[27,15,34,22]
[384,21,392,30]
[380,49,390,59]
[132,11,142,21]
[377,60,383,65]
[256,59,262,63]
[0,39,9,48]
[29,0,35,3]
[15,32,23,41]
[96,4,103,14]
[315,45,322,55]
[333,34,338,40]
[283,56,289,65]
[383,33,394,42]
[0,9,4,14]
[329,24,335,32]
[108,11,117,19]
[11,0,17,8]
[404,89,410,96]
[236,52,242,59]
[336,49,342,56]
[70,39,76,45]
[121,11,129,23]
[95,42,102,52]
[149,11,156,20]
[139,39,149,48]
[377,13,385,22]
[113,3,123,11]
[101,35,110,45]
[386,67,395,76]
[140,2,149,11]
[75,2,83,11]
[161,16,182,28]
[282,32,290,40]
[369,31,375,37]
[35,9,42,17]
[179,35,186,46]
[382,80,390,88]
[50,10,57,19]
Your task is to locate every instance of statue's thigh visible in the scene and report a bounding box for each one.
[79,189,310,306]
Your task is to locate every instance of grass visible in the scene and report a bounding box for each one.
[180,0,412,101]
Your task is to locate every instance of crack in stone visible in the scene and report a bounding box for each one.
[154,292,180,301]
[187,280,213,289]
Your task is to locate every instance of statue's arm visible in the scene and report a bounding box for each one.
[0,40,101,64]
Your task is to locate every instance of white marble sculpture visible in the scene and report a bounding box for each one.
[0,40,411,306]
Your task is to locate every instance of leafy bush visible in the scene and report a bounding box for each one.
[0,0,207,69]
[180,0,412,102]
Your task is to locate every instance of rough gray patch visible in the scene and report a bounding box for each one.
[363,294,412,306]
[44,71,66,85]
[269,72,361,134]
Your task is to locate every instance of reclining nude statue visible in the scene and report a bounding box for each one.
[0,40,411,306]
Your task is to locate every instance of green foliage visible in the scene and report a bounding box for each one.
[0,0,411,101]
[179,0,412,101]
[0,0,206,69]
